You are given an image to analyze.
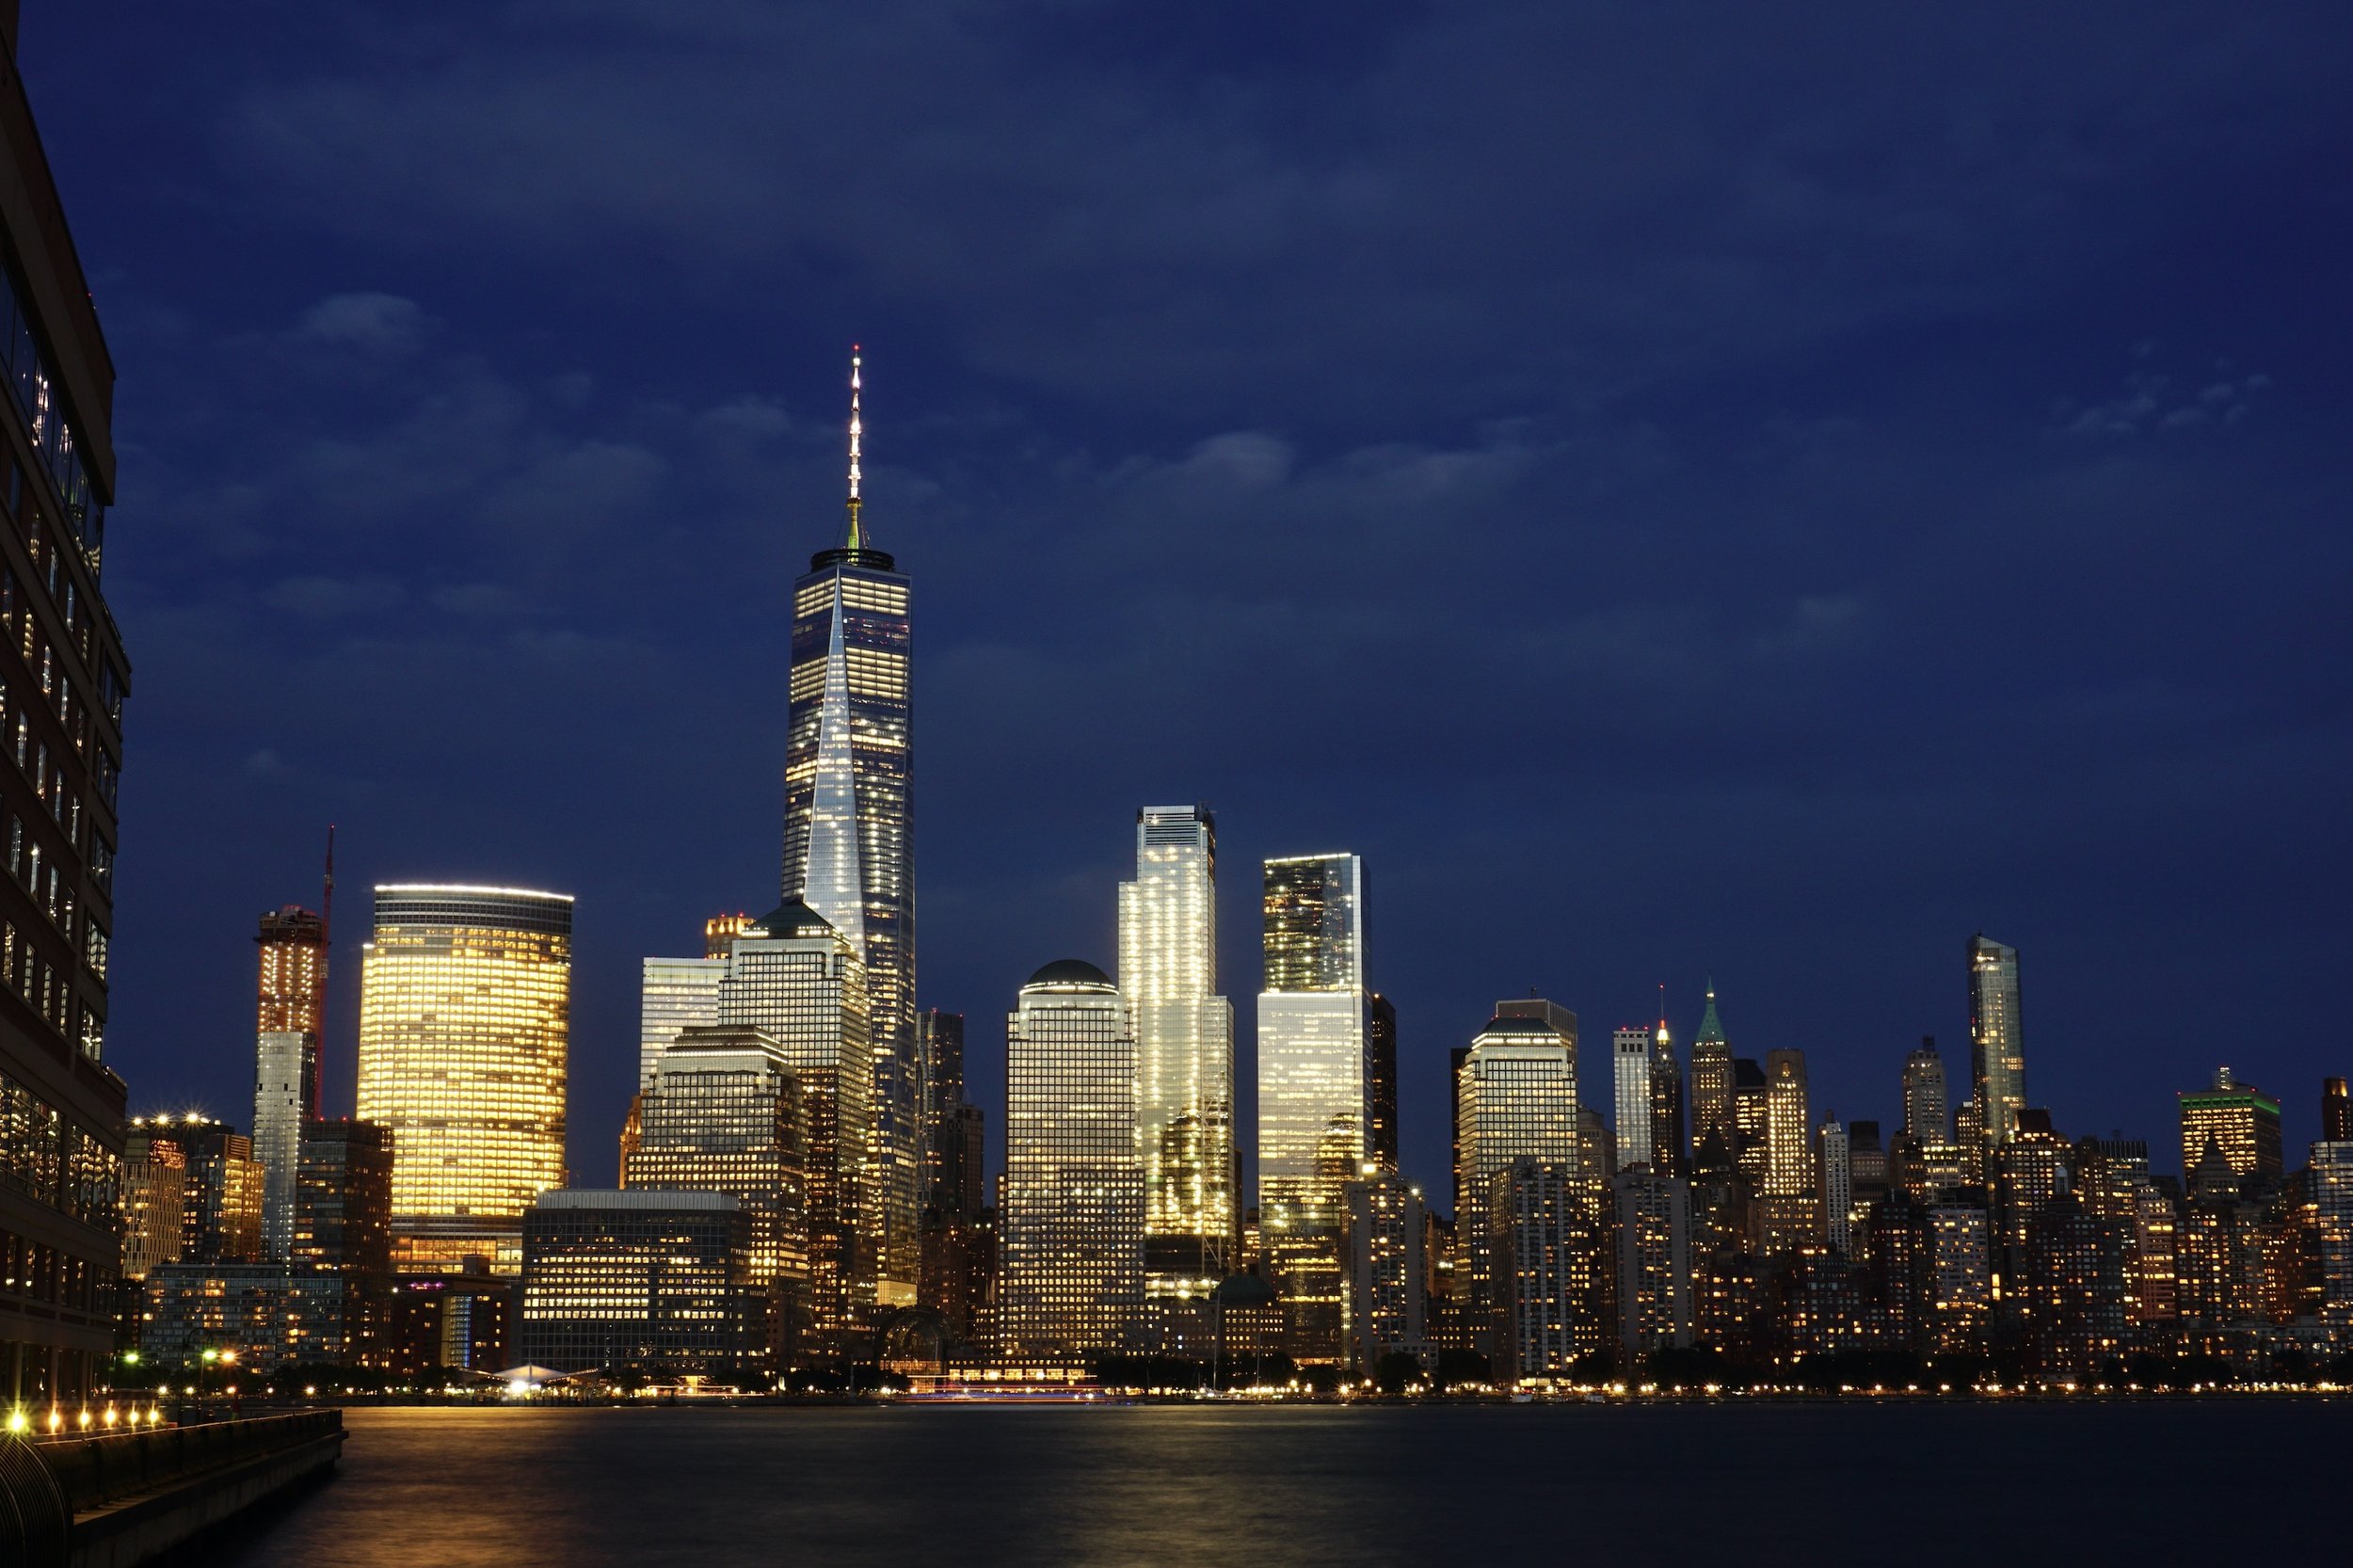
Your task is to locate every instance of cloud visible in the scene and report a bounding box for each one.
[297,292,428,353]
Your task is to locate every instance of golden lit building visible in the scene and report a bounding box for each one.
[2177,1067,2284,1192]
[356,884,572,1272]
[998,960,1141,1363]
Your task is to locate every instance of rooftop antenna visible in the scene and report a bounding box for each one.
[844,345,864,550]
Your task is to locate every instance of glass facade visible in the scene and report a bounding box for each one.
[1968,935,2025,1153]
[518,1189,755,1376]
[250,1028,305,1259]
[637,953,724,1088]
[1117,806,1235,1296]
[999,963,1141,1362]
[712,904,872,1354]
[623,1027,810,1365]
[355,885,573,1272]
[779,400,918,1316]
[1456,1008,1578,1365]
[1612,1026,1653,1170]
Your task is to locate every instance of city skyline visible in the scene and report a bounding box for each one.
[40,2,2353,1225]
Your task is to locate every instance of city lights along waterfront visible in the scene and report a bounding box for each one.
[8,0,2353,1561]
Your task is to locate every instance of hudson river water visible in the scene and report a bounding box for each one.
[218,1401,2348,1567]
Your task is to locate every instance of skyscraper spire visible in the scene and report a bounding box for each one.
[844,344,865,551]
[1697,977,1724,1043]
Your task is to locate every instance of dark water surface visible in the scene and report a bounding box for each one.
[216,1401,2348,1566]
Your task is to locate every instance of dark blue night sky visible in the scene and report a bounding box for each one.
[30,2,2353,1194]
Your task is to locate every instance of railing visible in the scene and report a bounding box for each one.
[29,1410,344,1514]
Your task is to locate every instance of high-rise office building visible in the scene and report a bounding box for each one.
[624,1025,810,1364]
[2178,1067,2284,1191]
[1369,993,1399,1173]
[251,1029,306,1259]
[1119,806,1236,1298]
[1903,1036,1949,1144]
[2325,1078,2351,1144]
[918,1008,965,1206]
[356,884,572,1272]
[0,8,132,1410]
[1649,1016,1686,1181]
[1612,1026,1653,1170]
[1257,853,1369,1363]
[132,1114,264,1266]
[1968,935,2025,1155]
[294,1118,394,1365]
[120,1123,187,1281]
[778,349,918,1320]
[638,953,725,1089]
[1818,1117,1852,1255]
[1732,1058,1770,1189]
[1343,1171,1428,1369]
[1615,1171,1693,1358]
[1456,1006,1579,1364]
[2313,1140,2353,1332]
[1688,983,1732,1157]
[519,1189,756,1376]
[998,960,1142,1362]
[712,899,873,1351]
[255,904,328,1117]
[1757,1048,1817,1252]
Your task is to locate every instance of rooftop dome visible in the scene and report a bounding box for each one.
[749,898,837,941]
[1025,958,1112,989]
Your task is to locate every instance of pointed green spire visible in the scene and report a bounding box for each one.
[1696,978,1725,1044]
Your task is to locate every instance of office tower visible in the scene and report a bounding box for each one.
[638,953,725,1088]
[2313,1142,2353,1331]
[2178,1067,2285,1191]
[1732,1058,1769,1188]
[120,1124,188,1281]
[294,1119,394,1366]
[1456,1006,1579,1365]
[1649,1017,1687,1181]
[1343,1171,1428,1369]
[294,1120,393,1278]
[1818,1117,1852,1255]
[999,961,1143,1361]
[255,904,328,1112]
[2326,1078,2352,1144]
[518,1190,756,1376]
[1616,1172,1693,1358]
[1119,806,1237,1298]
[778,349,919,1322]
[1849,1121,1889,1207]
[1756,1048,1817,1251]
[1967,935,2025,1155]
[624,1026,811,1364]
[1992,1111,2071,1291]
[1612,1026,1653,1170]
[134,1115,264,1265]
[1257,853,1370,1363]
[1923,1205,1993,1352]
[712,899,874,1350]
[0,11,131,1410]
[1688,983,1733,1157]
[139,1264,351,1369]
[1902,1037,1949,1144]
[356,884,573,1272]
[1494,1160,1581,1380]
[1369,993,1399,1173]
[1688,1128,1752,1348]
[252,1029,304,1258]
[920,1099,993,1344]
[918,1008,966,1206]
